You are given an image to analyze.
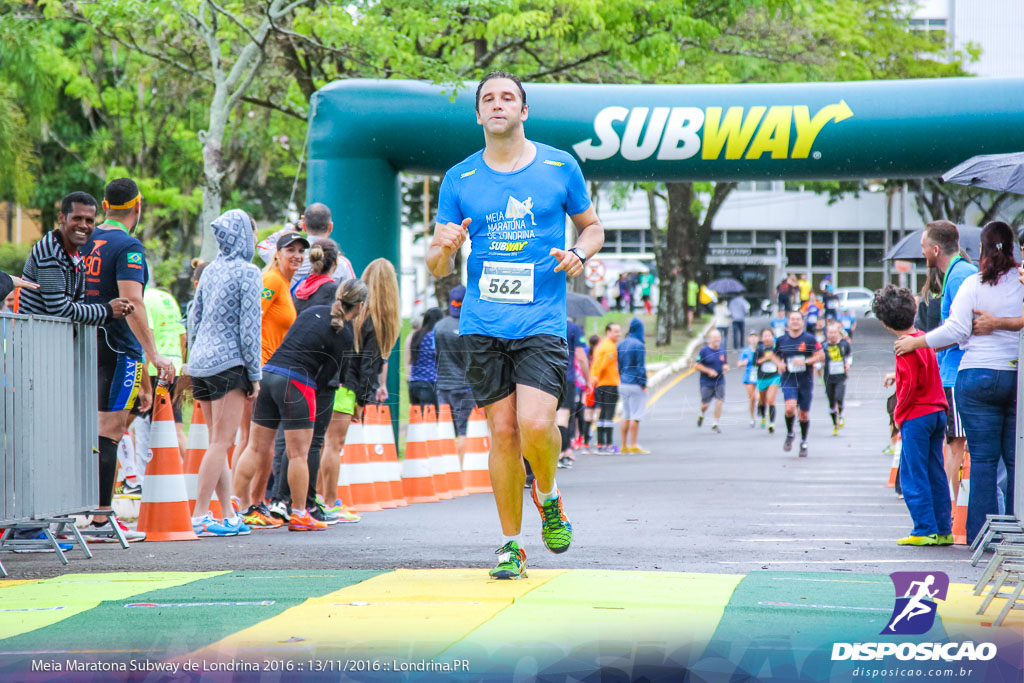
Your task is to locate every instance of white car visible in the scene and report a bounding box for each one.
[835,287,875,318]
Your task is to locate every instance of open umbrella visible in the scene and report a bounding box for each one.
[942,151,1024,194]
[885,225,1022,262]
[707,277,745,295]
[566,291,606,317]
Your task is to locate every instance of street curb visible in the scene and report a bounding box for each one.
[646,317,716,396]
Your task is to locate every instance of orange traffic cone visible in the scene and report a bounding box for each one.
[345,419,381,512]
[952,452,971,545]
[402,405,439,503]
[423,404,452,500]
[183,403,223,518]
[438,404,467,497]
[886,439,901,488]
[376,405,407,507]
[136,388,199,541]
[363,405,397,509]
[463,407,493,494]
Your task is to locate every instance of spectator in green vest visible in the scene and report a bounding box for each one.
[687,280,699,326]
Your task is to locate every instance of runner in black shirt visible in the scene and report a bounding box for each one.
[754,328,781,433]
[822,321,852,436]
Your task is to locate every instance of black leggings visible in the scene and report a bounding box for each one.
[825,379,846,412]
[269,389,335,509]
[595,385,619,446]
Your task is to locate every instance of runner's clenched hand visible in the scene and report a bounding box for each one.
[433,218,470,256]
[550,248,584,277]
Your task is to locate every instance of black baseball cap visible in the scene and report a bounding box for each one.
[277,232,310,250]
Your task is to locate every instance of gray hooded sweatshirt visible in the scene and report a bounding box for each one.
[187,209,263,381]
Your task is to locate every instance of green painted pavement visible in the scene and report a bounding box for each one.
[0,570,382,659]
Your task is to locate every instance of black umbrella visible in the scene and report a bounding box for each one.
[707,277,745,294]
[566,291,606,317]
[942,151,1024,194]
[885,225,1022,262]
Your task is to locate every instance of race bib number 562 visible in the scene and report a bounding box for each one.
[479,261,534,304]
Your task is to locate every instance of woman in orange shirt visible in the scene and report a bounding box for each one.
[235,232,308,495]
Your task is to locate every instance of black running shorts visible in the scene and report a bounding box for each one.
[461,334,568,407]
[252,370,316,431]
[192,366,253,403]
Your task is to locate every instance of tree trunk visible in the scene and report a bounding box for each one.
[197,101,228,262]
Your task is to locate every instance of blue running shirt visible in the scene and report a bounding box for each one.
[84,223,149,358]
[436,142,591,339]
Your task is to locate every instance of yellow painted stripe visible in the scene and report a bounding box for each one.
[0,571,226,640]
[187,568,566,662]
[648,367,695,407]
[0,580,38,589]
[938,581,1024,638]
[441,570,742,668]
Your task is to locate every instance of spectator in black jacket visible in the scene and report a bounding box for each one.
[19,191,131,322]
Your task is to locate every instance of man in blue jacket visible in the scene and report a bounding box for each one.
[617,318,648,453]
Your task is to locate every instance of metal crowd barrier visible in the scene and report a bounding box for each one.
[0,313,99,573]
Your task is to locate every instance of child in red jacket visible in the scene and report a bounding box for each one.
[873,285,951,546]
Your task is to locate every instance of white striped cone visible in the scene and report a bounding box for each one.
[136,391,199,541]
[422,406,452,500]
[344,422,381,512]
[462,408,492,494]
[437,406,467,497]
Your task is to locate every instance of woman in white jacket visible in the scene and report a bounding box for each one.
[895,221,1022,544]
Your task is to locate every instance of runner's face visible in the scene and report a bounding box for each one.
[827,325,841,344]
[761,330,774,346]
[476,78,527,135]
[787,312,804,334]
[707,330,721,348]
[279,243,306,274]
[58,202,97,247]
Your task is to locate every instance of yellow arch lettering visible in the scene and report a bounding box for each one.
[792,100,854,159]
[745,106,793,160]
[702,106,766,160]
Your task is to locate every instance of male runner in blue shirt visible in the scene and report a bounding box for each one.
[775,310,825,458]
[427,72,604,579]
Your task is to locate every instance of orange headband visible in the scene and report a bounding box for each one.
[103,192,142,211]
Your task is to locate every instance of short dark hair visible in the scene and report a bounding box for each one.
[104,177,140,209]
[304,203,332,235]
[872,284,917,330]
[475,71,526,112]
[605,322,619,333]
[923,220,959,256]
[60,191,98,216]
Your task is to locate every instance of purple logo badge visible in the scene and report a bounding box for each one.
[882,571,949,635]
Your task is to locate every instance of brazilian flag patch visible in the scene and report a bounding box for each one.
[261,287,274,301]
[127,252,143,264]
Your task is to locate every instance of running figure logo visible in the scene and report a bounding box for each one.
[882,571,949,635]
[505,196,536,226]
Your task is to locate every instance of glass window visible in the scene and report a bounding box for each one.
[837,231,860,245]
[709,231,725,245]
[786,231,808,245]
[812,248,833,267]
[756,230,782,245]
[620,229,642,249]
[812,231,834,245]
[863,271,884,291]
[754,181,773,192]
[863,248,885,264]
[726,230,753,245]
[837,271,860,288]
[604,230,620,248]
[785,247,807,267]
[837,249,860,268]
[863,230,885,245]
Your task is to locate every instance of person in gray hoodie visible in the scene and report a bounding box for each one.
[617,318,648,453]
[186,208,264,536]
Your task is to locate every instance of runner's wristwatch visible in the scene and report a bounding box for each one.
[568,247,587,264]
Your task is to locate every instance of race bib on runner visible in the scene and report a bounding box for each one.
[479,261,534,304]
[762,361,778,374]
[829,360,846,375]
[788,357,807,373]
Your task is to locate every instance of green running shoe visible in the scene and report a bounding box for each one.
[897,534,938,546]
[935,534,955,546]
[489,541,527,580]
[532,481,573,554]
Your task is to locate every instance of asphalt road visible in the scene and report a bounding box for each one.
[4,317,979,582]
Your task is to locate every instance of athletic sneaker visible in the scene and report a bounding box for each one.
[223,516,251,536]
[267,499,289,522]
[331,499,362,523]
[631,445,651,455]
[697,414,704,427]
[749,420,755,428]
[768,423,776,434]
[783,434,794,451]
[85,517,146,543]
[760,418,766,429]
[897,534,938,546]
[309,504,339,526]
[935,534,954,546]
[193,513,237,537]
[838,416,845,429]
[288,509,328,532]
[711,424,721,434]
[489,540,527,580]
[113,479,142,499]
[832,426,839,436]
[531,481,573,554]
[241,504,283,529]
[798,442,808,458]
[557,455,574,469]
